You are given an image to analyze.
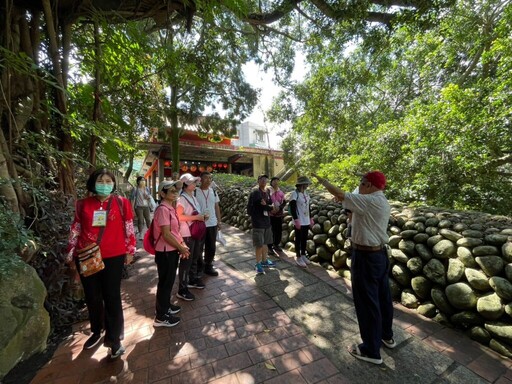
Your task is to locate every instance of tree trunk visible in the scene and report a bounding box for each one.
[41,0,75,196]
[0,129,20,213]
[169,85,181,174]
[89,20,104,170]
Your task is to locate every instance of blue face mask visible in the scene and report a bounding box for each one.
[95,184,113,196]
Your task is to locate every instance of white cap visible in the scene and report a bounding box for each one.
[158,180,183,193]
[180,173,200,185]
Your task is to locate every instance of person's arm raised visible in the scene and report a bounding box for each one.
[312,174,346,201]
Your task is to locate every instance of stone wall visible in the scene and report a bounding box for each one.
[219,187,512,357]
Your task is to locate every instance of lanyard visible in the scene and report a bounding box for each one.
[301,192,308,206]
[200,188,210,208]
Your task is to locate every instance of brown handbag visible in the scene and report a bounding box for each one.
[76,197,114,277]
[77,243,104,277]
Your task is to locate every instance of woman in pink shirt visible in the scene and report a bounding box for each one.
[152,180,190,328]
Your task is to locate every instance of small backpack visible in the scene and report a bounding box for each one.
[143,205,166,254]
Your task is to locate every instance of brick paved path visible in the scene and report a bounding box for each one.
[31,225,512,384]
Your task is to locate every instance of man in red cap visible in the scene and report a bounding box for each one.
[313,171,394,365]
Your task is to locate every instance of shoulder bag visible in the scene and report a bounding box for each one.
[76,197,114,277]
[181,193,206,240]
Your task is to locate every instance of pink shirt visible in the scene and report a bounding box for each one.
[269,188,286,217]
[153,202,182,252]
[177,192,199,238]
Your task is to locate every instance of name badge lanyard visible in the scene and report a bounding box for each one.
[92,196,114,233]
[200,189,210,208]
[301,192,309,216]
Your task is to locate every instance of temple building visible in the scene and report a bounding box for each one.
[139,120,284,192]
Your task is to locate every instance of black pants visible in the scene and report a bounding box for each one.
[351,248,394,359]
[178,236,198,288]
[155,249,180,319]
[78,255,125,346]
[191,226,217,277]
[269,216,283,248]
[294,225,309,258]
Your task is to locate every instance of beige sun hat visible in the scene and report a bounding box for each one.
[295,176,312,186]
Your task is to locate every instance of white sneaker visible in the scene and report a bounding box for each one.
[301,255,311,265]
[295,257,307,268]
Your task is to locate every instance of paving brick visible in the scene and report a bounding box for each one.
[129,347,171,371]
[225,335,261,356]
[252,299,279,311]
[270,349,310,373]
[186,343,227,366]
[212,352,253,378]
[236,322,267,338]
[170,338,208,358]
[278,334,311,353]
[205,330,240,348]
[148,355,191,382]
[170,363,215,383]
[208,372,240,384]
[263,368,308,384]
[323,373,353,384]
[299,345,327,362]
[200,311,230,326]
[467,352,509,382]
[227,305,256,319]
[236,362,280,383]
[494,376,512,384]
[248,341,286,364]
[255,326,290,345]
[299,358,340,384]
[215,316,248,333]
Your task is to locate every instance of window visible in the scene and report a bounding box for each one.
[255,130,265,143]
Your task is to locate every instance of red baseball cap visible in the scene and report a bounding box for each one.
[363,171,386,190]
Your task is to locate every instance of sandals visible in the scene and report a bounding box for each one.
[382,338,397,349]
[348,344,383,365]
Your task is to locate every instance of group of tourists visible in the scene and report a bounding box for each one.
[248,171,395,365]
[65,169,221,359]
[66,167,396,367]
[247,174,315,273]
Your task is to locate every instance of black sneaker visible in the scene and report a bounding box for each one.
[274,246,283,252]
[154,315,181,328]
[83,332,103,350]
[177,289,195,301]
[109,343,125,359]
[204,266,219,276]
[168,303,181,315]
[187,278,205,289]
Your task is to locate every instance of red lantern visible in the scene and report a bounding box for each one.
[190,165,197,172]
[206,166,213,172]
[212,163,217,168]
[223,163,228,169]
[181,164,188,172]
[164,160,171,167]
[199,165,206,173]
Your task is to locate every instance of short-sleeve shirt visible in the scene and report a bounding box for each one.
[153,202,182,252]
[195,187,220,227]
[290,190,311,226]
[343,191,390,247]
[131,187,150,208]
[177,192,200,238]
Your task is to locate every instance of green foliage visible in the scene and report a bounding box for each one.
[213,171,296,193]
[273,0,512,215]
[0,201,33,275]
